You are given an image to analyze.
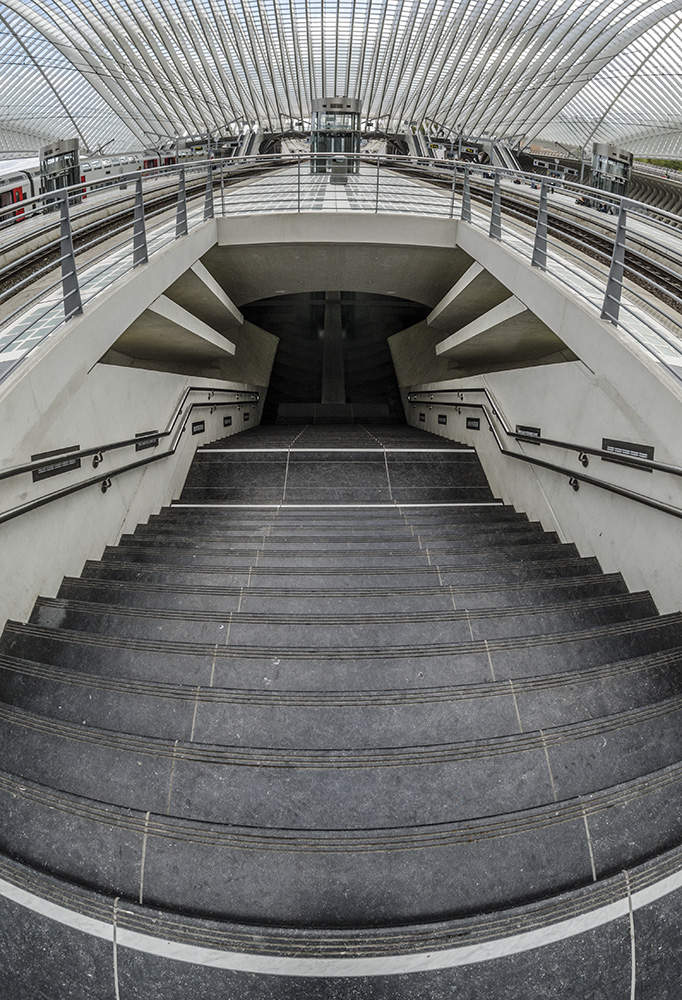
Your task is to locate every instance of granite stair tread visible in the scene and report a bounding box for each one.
[2,420,682,974]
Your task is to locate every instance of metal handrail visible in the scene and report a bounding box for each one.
[0,386,258,484]
[408,388,682,519]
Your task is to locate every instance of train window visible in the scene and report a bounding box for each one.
[82,163,92,172]
[91,160,102,169]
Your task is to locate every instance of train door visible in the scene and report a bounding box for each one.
[0,185,27,218]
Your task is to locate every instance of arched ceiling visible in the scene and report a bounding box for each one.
[1,0,681,156]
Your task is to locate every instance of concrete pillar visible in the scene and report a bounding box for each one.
[321,290,346,403]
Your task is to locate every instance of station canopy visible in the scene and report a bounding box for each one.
[1,0,681,157]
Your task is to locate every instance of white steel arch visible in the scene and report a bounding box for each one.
[1,0,681,155]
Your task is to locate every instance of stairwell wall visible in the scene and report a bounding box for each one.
[403,358,682,613]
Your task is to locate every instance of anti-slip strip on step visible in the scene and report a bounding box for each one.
[1,847,682,965]
[0,756,682,852]
[61,573,621,602]
[171,503,505,509]
[34,591,650,628]
[1,844,682,971]
[1,692,681,770]
[8,613,678,660]
[1,646,679,707]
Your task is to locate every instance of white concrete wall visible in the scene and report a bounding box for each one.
[405,359,682,613]
[0,363,264,626]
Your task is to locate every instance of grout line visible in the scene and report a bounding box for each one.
[383,450,394,501]
[508,678,524,732]
[449,585,457,611]
[464,609,475,642]
[484,639,496,681]
[112,896,121,1000]
[625,871,637,1000]
[139,811,151,904]
[208,640,220,688]
[246,567,253,589]
[166,740,179,815]
[282,448,291,503]
[237,586,244,612]
[189,686,200,742]
[539,729,558,802]
[436,564,443,586]
[582,804,598,882]
[416,533,423,550]
[425,547,432,565]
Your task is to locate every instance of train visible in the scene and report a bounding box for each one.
[0,147,220,219]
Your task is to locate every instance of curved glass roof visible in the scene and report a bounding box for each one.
[1,0,681,156]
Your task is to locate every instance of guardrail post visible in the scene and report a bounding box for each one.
[489,171,502,240]
[375,156,381,213]
[531,178,548,270]
[203,166,214,220]
[59,189,83,318]
[133,175,148,266]
[601,202,627,324]
[449,164,457,218]
[461,167,471,222]
[176,168,188,237]
[297,155,301,212]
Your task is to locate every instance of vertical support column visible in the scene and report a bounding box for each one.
[449,164,457,219]
[489,171,502,240]
[321,291,346,404]
[461,167,471,222]
[297,155,301,212]
[59,189,83,318]
[601,202,627,324]
[175,168,188,238]
[203,166,214,220]
[133,175,148,266]
[532,179,549,270]
[220,162,225,216]
[375,156,381,213]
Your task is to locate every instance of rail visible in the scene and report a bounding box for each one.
[408,389,682,521]
[0,386,259,525]
[1,152,682,392]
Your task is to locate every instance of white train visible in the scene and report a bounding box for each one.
[0,147,214,220]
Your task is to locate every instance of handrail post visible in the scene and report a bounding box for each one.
[297,154,301,212]
[59,189,83,318]
[220,161,225,215]
[449,163,457,219]
[203,165,214,220]
[531,178,548,270]
[375,155,381,213]
[489,170,502,240]
[601,202,627,324]
[461,167,471,222]
[132,175,148,266]
[175,168,188,237]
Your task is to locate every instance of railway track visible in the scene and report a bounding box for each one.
[0,163,274,311]
[396,163,682,315]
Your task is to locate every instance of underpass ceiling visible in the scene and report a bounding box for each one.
[1,0,681,155]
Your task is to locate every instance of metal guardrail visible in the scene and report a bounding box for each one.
[408,388,682,521]
[0,386,259,525]
[1,152,681,389]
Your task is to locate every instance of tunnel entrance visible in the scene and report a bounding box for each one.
[240,290,429,423]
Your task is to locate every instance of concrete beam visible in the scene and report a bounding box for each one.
[427,262,512,332]
[110,294,236,365]
[164,261,244,332]
[435,295,572,368]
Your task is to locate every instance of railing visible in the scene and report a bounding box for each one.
[0,386,259,525]
[408,388,682,521]
[1,152,681,391]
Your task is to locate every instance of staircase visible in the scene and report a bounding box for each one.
[1,423,682,996]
